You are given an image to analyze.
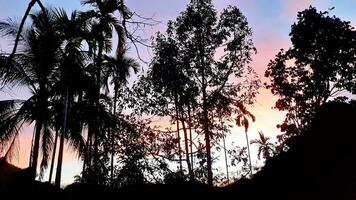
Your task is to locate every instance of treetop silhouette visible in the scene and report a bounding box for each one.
[265,6,356,137]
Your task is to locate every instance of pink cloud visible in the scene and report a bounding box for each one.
[287,0,315,13]
[251,30,291,77]
[281,0,320,20]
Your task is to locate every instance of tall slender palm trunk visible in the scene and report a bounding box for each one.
[245,130,253,176]
[223,135,229,183]
[93,41,103,181]
[110,87,118,185]
[48,130,59,183]
[30,120,43,180]
[55,87,69,188]
[82,127,93,183]
[83,97,95,175]
[81,132,88,181]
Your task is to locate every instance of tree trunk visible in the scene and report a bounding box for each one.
[93,40,103,182]
[9,0,45,60]
[83,96,95,178]
[174,95,183,171]
[202,92,212,186]
[223,135,229,184]
[9,0,35,60]
[201,56,212,185]
[197,5,212,185]
[110,87,118,185]
[48,129,59,183]
[245,130,253,176]
[180,110,194,180]
[55,87,69,188]
[187,103,194,171]
[82,127,92,183]
[30,120,42,180]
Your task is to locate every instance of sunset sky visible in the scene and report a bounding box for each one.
[1,0,356,186]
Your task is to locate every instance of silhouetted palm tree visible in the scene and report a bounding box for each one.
[51,8,91,188]
[251,131,275,160]
[102,54,139,184]
[81,0,127,56]
[235,102,256,176]
[80,0,127,178]
[0,9,62,179]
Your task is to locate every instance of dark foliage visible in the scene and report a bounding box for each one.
[265,7,356,137]
[2,102,355,200]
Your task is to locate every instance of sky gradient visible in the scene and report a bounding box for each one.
[1,0,356,186]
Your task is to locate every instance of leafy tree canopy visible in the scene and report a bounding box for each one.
[265,6,356,135]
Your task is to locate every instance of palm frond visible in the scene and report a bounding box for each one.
[127,58,140,73]
[53,7,69,23]
[0,54,37,90]
[3,134,19,163]
[0,18,21,38]
[247,111,256,122]
[80,0,97,6]
[235,116,242,127]
[235,102,256,130]
[0,100,26,146]
[67,128,86,158]
[242,118,249,131]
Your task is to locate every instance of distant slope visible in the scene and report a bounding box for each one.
[225,102,356,200]
[0,158,21,187]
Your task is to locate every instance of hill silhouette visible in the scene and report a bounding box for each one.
[224,101,356,200]
[0,158,21,187]
[1,102,355,200]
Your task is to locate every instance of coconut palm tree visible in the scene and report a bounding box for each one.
[0,9,62,179]
[251,131,275,160]
[235,102,255,176]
